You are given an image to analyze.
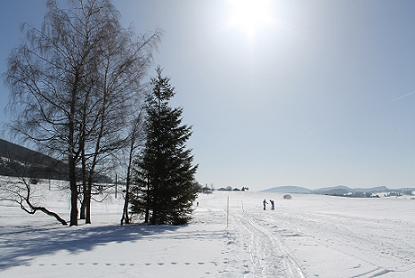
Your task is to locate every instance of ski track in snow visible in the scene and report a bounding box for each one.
[264,210,415,276]
[232,212,305,277]
[207,192,415,278]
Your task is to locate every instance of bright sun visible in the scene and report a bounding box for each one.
[227,0,274,39]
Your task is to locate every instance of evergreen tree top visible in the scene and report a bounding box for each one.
[149,67,175,103]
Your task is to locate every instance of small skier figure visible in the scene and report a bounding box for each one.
[263,199,268,210]
[196,201,199,207]
[270,200,275,210]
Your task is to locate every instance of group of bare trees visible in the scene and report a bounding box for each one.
[5,0,159,226]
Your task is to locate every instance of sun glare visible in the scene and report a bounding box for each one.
[227,0,274,39]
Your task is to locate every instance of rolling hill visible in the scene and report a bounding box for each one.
[0,138,110,182]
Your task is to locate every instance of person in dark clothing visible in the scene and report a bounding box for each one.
[270,199,275,210]
[263,199,268,210]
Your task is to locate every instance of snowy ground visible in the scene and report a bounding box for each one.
[1,179,415,277]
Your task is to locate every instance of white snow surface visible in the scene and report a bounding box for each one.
[1,179,415,277]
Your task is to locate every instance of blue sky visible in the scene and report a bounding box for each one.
[1,0,415,189]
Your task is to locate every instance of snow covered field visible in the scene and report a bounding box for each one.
[1,179,415,277]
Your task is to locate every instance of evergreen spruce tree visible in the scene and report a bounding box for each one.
[131,68,198,225]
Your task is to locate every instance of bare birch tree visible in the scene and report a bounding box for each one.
[120,110,144,225]
[77,15,159,225]
[6,0,159,226]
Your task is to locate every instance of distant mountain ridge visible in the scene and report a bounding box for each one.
[314,185,352,195]
[263,186,312,194]
[264,185,415,196]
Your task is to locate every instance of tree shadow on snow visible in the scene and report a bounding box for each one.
[0,223,181,271]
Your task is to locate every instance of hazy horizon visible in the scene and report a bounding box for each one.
[1,0,415,190]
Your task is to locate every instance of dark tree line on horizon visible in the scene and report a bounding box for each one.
[3,0,198,226]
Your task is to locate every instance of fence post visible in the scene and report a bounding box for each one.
[226,195,230,229]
